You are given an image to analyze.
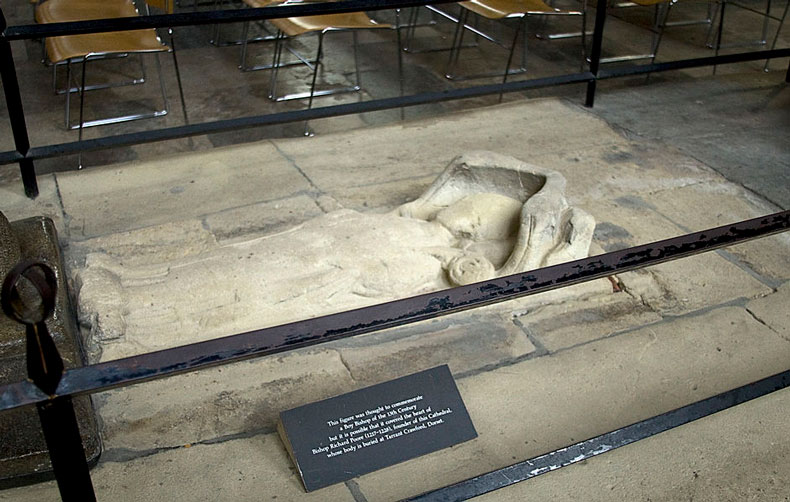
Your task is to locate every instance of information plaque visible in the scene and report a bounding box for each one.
[277,365,477,491]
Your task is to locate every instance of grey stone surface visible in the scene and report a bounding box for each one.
[643,182,790,282]
[353,306,790,501]
[592,74,790,209]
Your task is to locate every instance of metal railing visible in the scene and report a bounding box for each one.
[1,1,790,500]
[1,0,789,198]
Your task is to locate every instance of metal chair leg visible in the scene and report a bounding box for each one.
[650,1,673,64]
[78,57,87,170]
[169,29,189,125]
[304,31,325,136]
[240,20,251,69]
[499,18,525,103]
[445,8,470,79]
[352,30,362,92]
[764,0,789,70]
[713,0,725,74]
[64,59,72,129]
[268,30,285,100]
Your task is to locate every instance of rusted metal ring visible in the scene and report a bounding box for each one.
[1,260,57,325]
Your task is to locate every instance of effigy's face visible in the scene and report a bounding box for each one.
[434,193,522,269]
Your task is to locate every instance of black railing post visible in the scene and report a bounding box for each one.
[585,0,608,107]
[37,396,97,501]
[0,8,38,199]
[2,262,97,501]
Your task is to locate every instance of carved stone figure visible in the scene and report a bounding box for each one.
[76,151,595,358]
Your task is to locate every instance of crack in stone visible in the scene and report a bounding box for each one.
[745,306,786,341]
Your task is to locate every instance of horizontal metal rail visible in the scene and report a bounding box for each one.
[598,47,790,79]
[0,44,786,166]
[406,368,790,501]
[1,210,787,412]
[0,72,594,164]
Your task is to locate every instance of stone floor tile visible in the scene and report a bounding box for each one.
[96,348,354,451]
[55,142,306,238]
[517,292,662,352]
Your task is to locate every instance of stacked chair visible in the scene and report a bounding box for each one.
[444,0,587,81]
[35,0,187,140]
[239,0,399,134]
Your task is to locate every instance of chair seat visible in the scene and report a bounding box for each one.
[271,12,391,37]
[36,0,140,24]
[459,0,556,19]
[37,0,165,63]
[45,30,168,63]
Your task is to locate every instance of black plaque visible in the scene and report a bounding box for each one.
[277,365,477,491]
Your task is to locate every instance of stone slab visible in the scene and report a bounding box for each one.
[0,174,65,240]
[352,306,790,500]
[0,216,100,486]
[203,194,323,243]
[96,348,354,451]
[55,142,308,238]
[272,99,629,194]
[517,291,662,352]
[333,311,536,387]
[67,219,218,269]
[529,141,725,205]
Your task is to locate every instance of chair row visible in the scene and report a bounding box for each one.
[35,0,788,139]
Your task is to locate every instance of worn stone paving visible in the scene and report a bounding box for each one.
[1,88,788,500]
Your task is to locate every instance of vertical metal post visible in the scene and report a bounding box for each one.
[37,397,97,502]
[0,8,38,198]
[585,0,608,107]
[786,60,790,82]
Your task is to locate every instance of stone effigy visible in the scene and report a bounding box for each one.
[76,151,595,358]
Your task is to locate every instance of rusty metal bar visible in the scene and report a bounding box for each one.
[1,210,787,412]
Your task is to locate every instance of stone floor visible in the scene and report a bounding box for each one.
[0,0,789,500]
